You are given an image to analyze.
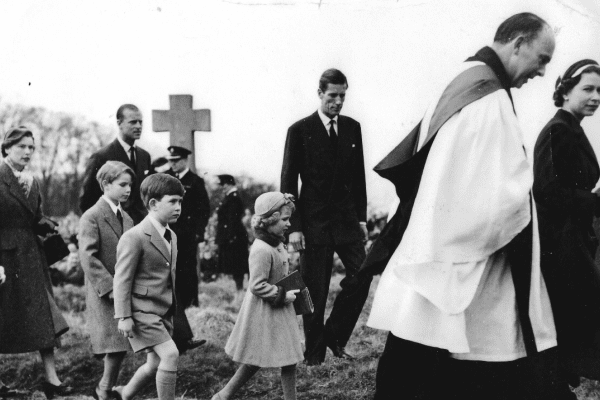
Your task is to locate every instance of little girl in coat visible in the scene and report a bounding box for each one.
[212,192,303,400]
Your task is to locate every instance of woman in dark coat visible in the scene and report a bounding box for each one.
[0,127,70,398]
[216,175,249,296]
[533,60,600,389]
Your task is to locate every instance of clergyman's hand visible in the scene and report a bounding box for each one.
[288,232,305,252]
[360,224,368,243]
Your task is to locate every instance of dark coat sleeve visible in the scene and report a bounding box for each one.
[190,176,210,240]
[80,152,104,214]
[280,123,303,233]
[533,123,600,218]
[352,123,368,222]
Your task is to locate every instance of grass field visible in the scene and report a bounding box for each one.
[1,274,599,399]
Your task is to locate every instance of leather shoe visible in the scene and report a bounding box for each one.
[327,343,355,360]
[186,338,207,351]
[41,381,73,399]
[304,358,323,366]
[0,384,18,398]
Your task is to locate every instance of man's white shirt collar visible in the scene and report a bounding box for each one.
[226,187,238,195]
[317,108,338,135]
[117,136,135,153]
[177,168,189,179]
[102,195,123,215]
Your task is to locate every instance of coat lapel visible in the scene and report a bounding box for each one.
[170,233,178,289]
[98,198,123,237]
[143,219,171,262]
[335,116,353,168]
[0,163,34,216]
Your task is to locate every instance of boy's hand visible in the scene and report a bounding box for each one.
[108,291,114,300]
[0,266,6,285]
[284,289,300,305]
[118,317,135,338]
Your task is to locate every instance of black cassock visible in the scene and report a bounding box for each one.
[534,109,600,380]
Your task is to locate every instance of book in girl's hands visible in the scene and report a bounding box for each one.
[275,270,314,315]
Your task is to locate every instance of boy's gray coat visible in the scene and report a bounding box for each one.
[113,216,178,319]
[79,197,134,354]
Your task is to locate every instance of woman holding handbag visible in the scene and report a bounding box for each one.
[0,126,70,398]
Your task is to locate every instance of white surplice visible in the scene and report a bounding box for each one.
[367,61,557,361]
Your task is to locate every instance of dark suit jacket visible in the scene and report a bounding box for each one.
[280,111,367,245]
[166,169,210,248]
[80,138,152,224]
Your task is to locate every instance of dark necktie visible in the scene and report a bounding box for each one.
[116,209,123,228]
[329,120,338,149]
[163,229,171,243]
[129,146,136,167]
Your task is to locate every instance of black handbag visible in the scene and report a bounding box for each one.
[43,233,70,266]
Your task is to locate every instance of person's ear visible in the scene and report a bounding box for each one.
[513,36,525,54]
[318,88,324,99]
[148,198,157,210]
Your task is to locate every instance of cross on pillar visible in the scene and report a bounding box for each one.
[152,94,211,173]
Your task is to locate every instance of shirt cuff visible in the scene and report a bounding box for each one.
[359,222,367,227]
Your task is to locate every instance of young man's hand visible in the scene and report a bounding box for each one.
[118,317,135,338]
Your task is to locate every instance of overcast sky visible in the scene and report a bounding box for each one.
[0,0,599,211]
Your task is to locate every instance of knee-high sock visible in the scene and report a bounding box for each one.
[280,365,297,400]
[156,368,177,400]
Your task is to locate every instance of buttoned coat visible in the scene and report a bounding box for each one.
[533,109,600,378]
[216,191,249,275]
[167,169,210,306]
[113,216,178,319]
[79,197,134,354]
[280,112,367,244]
[0,162,68,353]
[79,139,152,225]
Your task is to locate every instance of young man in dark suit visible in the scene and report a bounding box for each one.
[280,69,368,365]
[80,104,153,224]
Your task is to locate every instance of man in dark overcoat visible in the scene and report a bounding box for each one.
[80,104,152,224]
[163,146,209,354]
[280,68,368,365]
[166,146,210,308]
[215,174,249,294]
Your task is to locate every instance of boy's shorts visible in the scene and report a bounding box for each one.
[129,311,174,353]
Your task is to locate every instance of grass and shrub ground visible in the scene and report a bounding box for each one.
[1,275,600,399]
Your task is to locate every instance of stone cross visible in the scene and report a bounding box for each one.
[152,94,211,173]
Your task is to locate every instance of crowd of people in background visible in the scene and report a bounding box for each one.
[2,10,600,400]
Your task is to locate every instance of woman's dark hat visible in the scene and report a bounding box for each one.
[217,174,235,186]
[166,146,192,160]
